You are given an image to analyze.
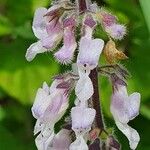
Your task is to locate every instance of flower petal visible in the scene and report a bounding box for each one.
[71,107,96,130]
[128,92,141,120]
[31,87,50,119]
[25,41,47,61]
[52,129,71,150]
[41,31,63,49]
[32,7,48,39]
[35,129,55,150]
[105,24,126,40]
[75,71,93,102]
[111,85,130,123]
[115,121,140,150]
[77,37,104,70]
[54,17,77,64]
[69,136,88,150]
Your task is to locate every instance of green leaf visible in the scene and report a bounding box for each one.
[0,38,59,104]
[139,0,150,33]
[141,105,150,119]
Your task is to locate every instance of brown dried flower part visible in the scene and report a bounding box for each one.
[103,39,128,64]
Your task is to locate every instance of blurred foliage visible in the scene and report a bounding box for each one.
[0,0,150,150]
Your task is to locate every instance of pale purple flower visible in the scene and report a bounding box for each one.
[77,37,104,70]
[70,106,96,150]
[105,24,126,40]
[32,81,68,123]
[26,5,64,61]
[110,84,141,150]
[54,16,77,64]
[32,80,69,150]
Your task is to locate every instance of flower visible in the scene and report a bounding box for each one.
[77,37,104,70]
[54,16,77,64]
[99,11,126,40]
[32,81,68,123]
[105,24,126,40]
[25,3,69,61]
[70,106,96,150]
[32,80,69,150]
[110,83,141,150]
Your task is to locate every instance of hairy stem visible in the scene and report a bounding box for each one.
[89,68,104,130]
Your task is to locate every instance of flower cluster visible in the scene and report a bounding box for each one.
[26,0,141,150]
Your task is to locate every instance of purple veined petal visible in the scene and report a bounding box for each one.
[46,18,62,35]
[51,129,71,150]
[105,24,126,40]
[71,106,96,130]
[115,121,140,150]
[42,92,68,123]
[41,26,63,50]
[40,16,63,49]
[31,87,51,119]
[128,92,141,120]
[32,7,48,39]
[25,41,47,62]
[110,87,130,124]
[75,71,94,102]
[54,18,77,64]
[69,135,88,150]
[77,37,104,70]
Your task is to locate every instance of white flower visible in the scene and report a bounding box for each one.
[75,67,93,103]
[77,37,104,70]
[110,84,141,150]
[70,106,96,150]
[32,80,69,150]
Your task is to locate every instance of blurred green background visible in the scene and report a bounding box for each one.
[0,0,150,149]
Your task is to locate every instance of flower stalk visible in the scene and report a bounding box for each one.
[89,68,104,130]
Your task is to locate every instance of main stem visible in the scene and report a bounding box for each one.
[89,68,104,130]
